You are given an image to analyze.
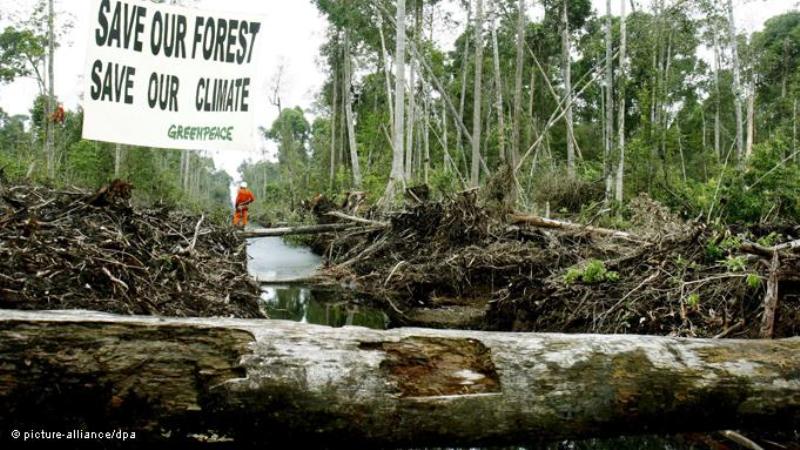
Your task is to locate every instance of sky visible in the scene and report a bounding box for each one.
[0,0,797,180]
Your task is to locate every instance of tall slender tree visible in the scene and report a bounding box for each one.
[511,0,526,169]
[471,0,485,187]
[384,0,407,202]
[490,4,506,163]
[615,0,627,202]
[562,0,575,177]
[726,0,744,161]
[45,0,54,178]
[342,31,362,188]
[604,0,614,200]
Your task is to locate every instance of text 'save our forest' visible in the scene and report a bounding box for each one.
[81,0,265,152]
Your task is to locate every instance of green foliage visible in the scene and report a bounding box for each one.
[684,293,701,309]
[0,26,45,84]
[564,260,620,285]
[746,273,763,289]
[723,256,748,273]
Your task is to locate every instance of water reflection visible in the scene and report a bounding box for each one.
[260,285,389,330]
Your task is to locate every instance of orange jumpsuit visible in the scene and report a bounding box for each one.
[233,188,255,227]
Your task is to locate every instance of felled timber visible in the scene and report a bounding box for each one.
[239,223,376,238]
[509,213,645,242]
[0,310,799,447]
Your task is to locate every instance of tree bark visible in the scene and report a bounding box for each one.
[471,0,485,187]
[1,310,799,447]
[342,31,362,189]
[239,223,380,238]
[562,0,575,177]
[384,0,407,203]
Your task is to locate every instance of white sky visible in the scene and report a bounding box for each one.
[0,0,796,180]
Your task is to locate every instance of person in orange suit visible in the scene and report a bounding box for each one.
[233,182,255,228]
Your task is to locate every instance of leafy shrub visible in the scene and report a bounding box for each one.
[564,259,620,284]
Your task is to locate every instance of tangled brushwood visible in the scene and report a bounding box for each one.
[318,192,800,339]
[0,180,262,318]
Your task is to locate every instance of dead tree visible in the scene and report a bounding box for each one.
[1,310,799,447]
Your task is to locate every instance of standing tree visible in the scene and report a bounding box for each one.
[615,0,627,202]
[511,0,526,169]
[604,0,614,200]
[726,0,744,161]
[342,30,363,188]
[45,0,55,178]
[562,0,575,177]
[384,0,407,202]
[470,0,485,187]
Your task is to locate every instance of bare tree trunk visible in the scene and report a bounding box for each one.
[490,8,506,164]
[2,310,800,448]
[604,0,614,201]
[378,16,395,126]
[726,0,744,162]
[615,0,627,203]
[471,0,485,187]
[746,84,755,160]
[423,86,431,184]
[342,31,362,189]
[384,0,407,202]
[405,64,416,181]
[512,0,526,169]
[330,61,338,191]
[457,8,472,177]
[714,30,722,160]
[114,144,124,178]
[794,98,797,160]
[562,0,575,177]
[46,0,55,179]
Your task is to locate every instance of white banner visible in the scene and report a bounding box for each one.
[82,0,265,151]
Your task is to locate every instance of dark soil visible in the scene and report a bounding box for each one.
[0,180,262,318]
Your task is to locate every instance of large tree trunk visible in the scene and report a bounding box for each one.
[383,0,407,203]
[471,0,485,187]
[562,0,575,177]
[1,310,799,447]
[342,31,362,189]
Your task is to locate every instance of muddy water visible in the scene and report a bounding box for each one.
[247,237,388,330]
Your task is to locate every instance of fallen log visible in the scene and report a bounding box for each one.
[1,310,798,446]
[240,223,377,238]
[509,213,646,242]
[741,239,800,258]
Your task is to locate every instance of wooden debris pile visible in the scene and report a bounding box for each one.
[0,181,262,318]
[318,191,800,338]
